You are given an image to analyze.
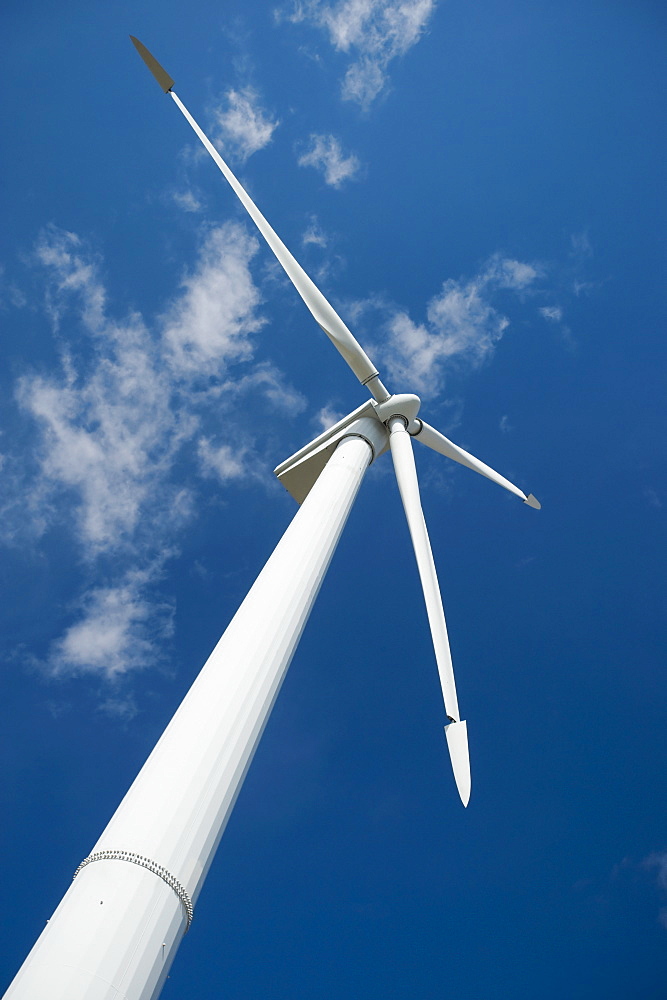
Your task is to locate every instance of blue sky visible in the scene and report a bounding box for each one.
[1,1,666,996]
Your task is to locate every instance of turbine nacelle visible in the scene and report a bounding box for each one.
[372,392,422,428]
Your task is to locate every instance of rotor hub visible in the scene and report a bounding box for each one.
[372,392,421,428]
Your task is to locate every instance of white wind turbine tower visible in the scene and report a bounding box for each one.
[3,38,541,1000]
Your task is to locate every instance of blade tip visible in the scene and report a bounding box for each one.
[130,35,175,93]
[524,493,541,510]
[445,719,471,807]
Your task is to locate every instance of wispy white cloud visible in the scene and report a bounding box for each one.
[568,231,599,297]
[98,694,140,722]
[4,223,302,685]
[45,568,173,681]
[16,359,187,555]
[218,362,308,414]
[298,133,360,187]
[483,255,540,291]
[643,487,662,509]
[538,301,575,351]
[162,223,266,376]
[211,87,279,163]
[570,230,593,260]
[0,264,28,309]
[300,218,346,285]
[313,404,346,432]
[172,189,203,213]
[35,227,105,332]
[198,438,257,484]
[375,253,541,396]
[18,229,190,556]
[644,852,667,929]
[302,215,329,247]
[539,305,563,322]
[280,0,437,108]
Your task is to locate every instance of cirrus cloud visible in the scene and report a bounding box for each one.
[210,87,279,163]
[297,133,361,187]
[280,0,437,109]
[4,222,301,685]
[372,253,542,396]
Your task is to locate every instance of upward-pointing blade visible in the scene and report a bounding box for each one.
[414,419,541,509]
[388,417,471,807]
[130,38,389,402]
[169,91,389,401]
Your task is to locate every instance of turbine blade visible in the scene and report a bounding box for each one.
[130,36,389,401]
[388,417,470,806]
[445,720,471,807]
[130,36,174,93]
[414,419,541,509]
[169,92,390,400]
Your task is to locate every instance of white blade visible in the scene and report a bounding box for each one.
[388,418,471,806]
[167,89,390,402]
[414,419,541,508]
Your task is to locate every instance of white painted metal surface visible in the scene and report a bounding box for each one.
[275,408,389,503]
[387,417,471,806]
[444,719,471,808]
[4,427,386,1000]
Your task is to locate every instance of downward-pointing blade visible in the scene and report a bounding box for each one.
[388,418,470,806]
[414,419,541,508]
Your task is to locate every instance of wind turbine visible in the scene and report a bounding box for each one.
[3,38,540,1000]
[129,34,541,800]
